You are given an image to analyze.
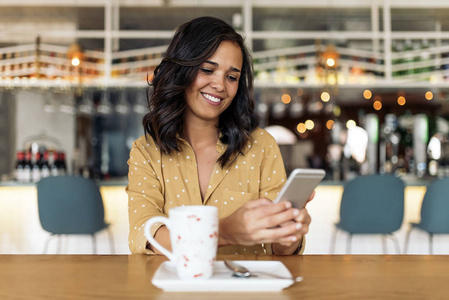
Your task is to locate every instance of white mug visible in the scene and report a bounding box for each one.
[144,205,218,280]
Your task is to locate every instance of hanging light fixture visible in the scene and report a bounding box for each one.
[322,44,339,69]
[67,43,83,67]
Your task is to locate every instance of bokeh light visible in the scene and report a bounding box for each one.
[320,92,331,102]
[333,105,341,117]
[397,96,406,106]
[281,94,291,104]
[346,119,356,129]
[326,58,335,67]
[305,119,315,130]
[363,89,372,99]
[297,123,306,133]
[373,100,382,110]
[71,57,80,66]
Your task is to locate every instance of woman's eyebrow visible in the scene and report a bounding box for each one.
[204,60,241,73]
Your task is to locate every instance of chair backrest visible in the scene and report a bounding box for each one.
[339,174,405,234]
[419,178,449,234]
[37,176,106,234]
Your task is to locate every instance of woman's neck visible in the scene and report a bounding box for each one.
[183,120,219,148]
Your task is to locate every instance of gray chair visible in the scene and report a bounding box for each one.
[37,176,114,254]
[330,174,405,254]
[404,178,449,254]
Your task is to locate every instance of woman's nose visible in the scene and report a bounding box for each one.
[210,76,224,91]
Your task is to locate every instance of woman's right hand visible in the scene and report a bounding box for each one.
[218,198,302,247]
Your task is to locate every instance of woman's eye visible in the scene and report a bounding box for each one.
[228,75,238,81]
[201,68,213,74]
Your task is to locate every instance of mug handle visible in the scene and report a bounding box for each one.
[144,216,175,261]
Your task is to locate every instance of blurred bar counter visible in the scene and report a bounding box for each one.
[0,176,440,187]
[1,176,441,255]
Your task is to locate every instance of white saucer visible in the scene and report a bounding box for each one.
[152,260,297,292]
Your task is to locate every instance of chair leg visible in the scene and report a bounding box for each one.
[388,234,401,254]
[43,234,56,254]
[346,233,352,254]
[57,235,62,254]
[330,226,338,254]
[107,227,115,254]
[404,228,413,254]
[381,235,387,254]
[429,234,433,255]
[91,234,97,254]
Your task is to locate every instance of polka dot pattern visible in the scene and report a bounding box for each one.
[126,127,288,256]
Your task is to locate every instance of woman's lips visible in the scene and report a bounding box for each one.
[201,92,223,106]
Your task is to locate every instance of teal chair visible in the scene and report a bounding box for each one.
[37,176,114,254]
[404,178,449,254]
[330,174,405,254]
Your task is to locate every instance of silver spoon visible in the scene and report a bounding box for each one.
[224,260,303,282]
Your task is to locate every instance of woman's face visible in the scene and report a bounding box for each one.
[184,40,243,125]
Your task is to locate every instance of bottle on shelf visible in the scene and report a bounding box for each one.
[31,151,41,183]
[15,151,25,182]
[40,150,50,179]
[23,150,32,183]
[57,151,68,176]
[50,151,59,177]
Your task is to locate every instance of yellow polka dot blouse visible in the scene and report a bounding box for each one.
[126,127,304,255]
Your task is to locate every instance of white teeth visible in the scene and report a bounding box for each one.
[203,93,221,103]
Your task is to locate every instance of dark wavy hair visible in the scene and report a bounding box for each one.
[142,16,259,167]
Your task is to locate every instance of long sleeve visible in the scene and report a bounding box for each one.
[126,137,166,254]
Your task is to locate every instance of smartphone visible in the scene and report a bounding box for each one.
[274,168,326,209]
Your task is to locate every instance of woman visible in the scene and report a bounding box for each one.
[126,16,313,255]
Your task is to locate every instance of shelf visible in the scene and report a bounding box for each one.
[2,1,449,91]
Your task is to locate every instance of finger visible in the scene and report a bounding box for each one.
[276,223,308,245]
[251,221,303,244]
[306,190,316,204]
[243,197,273,209]
[261,207,301,229]
[244,200,293,223]
[275,219,309,239]
[278,220,295,228]
[232,199,291,234]
[292,219,310,238]
[294,208,311,223]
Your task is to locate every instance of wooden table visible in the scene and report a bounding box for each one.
[2,255,448,299]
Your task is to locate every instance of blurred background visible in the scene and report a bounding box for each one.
[1,0,449,255]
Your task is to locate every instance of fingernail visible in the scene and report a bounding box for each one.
[296,223,302,230]
[293,209,300,217]
[291,236,297,242]
[285,202,292,209]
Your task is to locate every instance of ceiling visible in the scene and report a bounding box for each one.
[1,4,449,51]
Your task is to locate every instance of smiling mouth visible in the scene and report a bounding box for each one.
[201,93,222,103]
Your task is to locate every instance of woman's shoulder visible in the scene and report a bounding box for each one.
[133,134,154,147]
[131,134,160,155]
[250,127,278,145]
[245,127,280,153]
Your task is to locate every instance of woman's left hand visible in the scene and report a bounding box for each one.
[272,191,314,255]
